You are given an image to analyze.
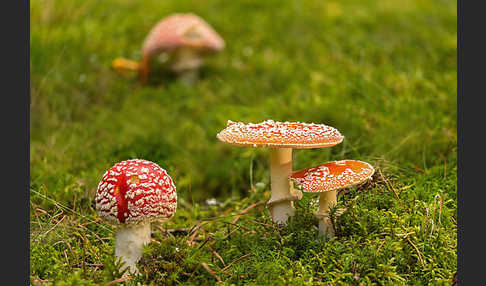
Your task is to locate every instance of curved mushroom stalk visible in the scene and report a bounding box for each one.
[112,58,140,77]
[115,222,151,275]
[138,55,151,83]
[267,148,302,224]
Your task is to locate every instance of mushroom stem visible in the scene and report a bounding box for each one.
[268,148,302,224]
[316,190,337,238]
[170,48,202,84]
[114,222,151,275]
[138,54,151,82]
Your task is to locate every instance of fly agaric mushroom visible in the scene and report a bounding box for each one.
[112,13,225,83]
[216,120,343,225]
[290,160,374,238]
[95,159,177,275]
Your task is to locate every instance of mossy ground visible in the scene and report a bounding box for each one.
[30,0,457,285]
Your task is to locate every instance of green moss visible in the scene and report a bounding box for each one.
[31,0,456,284]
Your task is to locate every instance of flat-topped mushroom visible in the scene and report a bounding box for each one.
[112,13,225,83]
[217,120,343,224]
[290,160,374,238]
[95,159,177,275]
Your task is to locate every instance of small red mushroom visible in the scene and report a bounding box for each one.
[95,159,177,275]
[290,160,374,238]
[112,13,225,83]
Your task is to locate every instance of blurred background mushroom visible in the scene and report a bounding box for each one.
[112,13,225,84]
[94,159,177,275]
[290,160,374,238]
[217,120,343,225]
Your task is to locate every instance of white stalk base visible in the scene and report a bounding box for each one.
[115,222,151,275]
[267,148,302,225]
[318,216,335,238]
[271,200,296,224]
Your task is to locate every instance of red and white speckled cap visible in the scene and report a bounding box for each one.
[290,160,374,192]
[95,159,177,225]
[216,120,344,149]
[142,13,225,58]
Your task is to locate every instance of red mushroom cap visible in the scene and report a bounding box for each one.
[216,120,344,149]
[290,160,374,192]
[142,13,225,58]
[95,159,177,224]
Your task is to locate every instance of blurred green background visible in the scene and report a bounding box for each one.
[30,0,456,205]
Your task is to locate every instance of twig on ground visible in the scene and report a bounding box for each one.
[181,271,193,277]
[232,202,262,224]
[31,189,115,233]
[42,215,66,237]
[77,223,107,246]
[437,193,444,229]
[221,253,251,272]
[32,276,50,286]
[221,221,254,232]
[245,219,282,232]
[219,269,233,277]
[107,276,133,285]
[198,235,214,249]
[201,262,222,282]
[73,263,104,268]
[34,207,48,216]
[379,169,401,204]
[219,227,241,241]
[412,165,425,173]
[375,239,386,255]
[51,209,64,220]
[208,245,226,266]
[405,236,425,269]
[64,249,71,271]
[81,237,87,280]
[185,200,263,245]
[191,200,264,225]
[187,228,201,246]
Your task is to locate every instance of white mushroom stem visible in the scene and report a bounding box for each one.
[316,190,337,238]
[170,47,203,84]
[267,148,302,224]
[114,222,151,275]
